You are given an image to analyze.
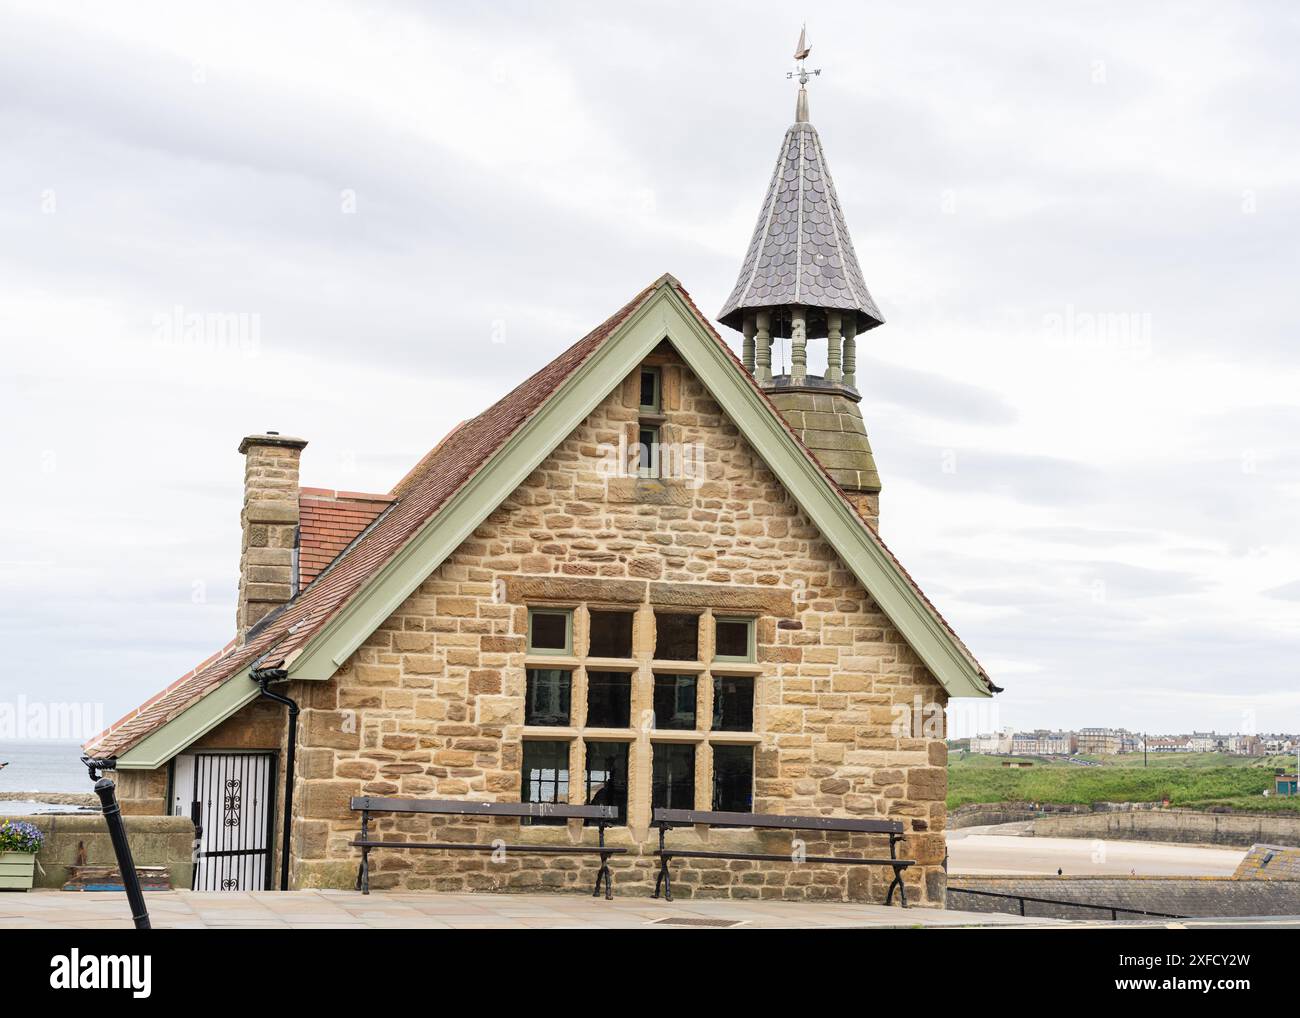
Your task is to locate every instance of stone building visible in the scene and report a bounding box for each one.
[86,56,995,906]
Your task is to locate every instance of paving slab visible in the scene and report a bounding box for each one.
[0,889,1079,929]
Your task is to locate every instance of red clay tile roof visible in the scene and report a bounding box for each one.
[85,274,990,758]
[298,489,393,591]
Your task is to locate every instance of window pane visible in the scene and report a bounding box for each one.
[586,671,632,728]
[653,674,696,730]
[529,610,569,652]
[712,744,754,813]
[585,741,629,824]
[638,427,659,476]
[652,743,696,811]
[521,741,569,825]
[715,618,752,660]
[589,610,633,658]
[712,676,754,732]
[525,668,571,726]
[655,612,698,660]
[639,369,658,409]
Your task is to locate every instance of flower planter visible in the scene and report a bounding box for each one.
[0,851,37,890]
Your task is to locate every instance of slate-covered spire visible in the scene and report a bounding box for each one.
[717,34,883,349]
[719,29,884,528]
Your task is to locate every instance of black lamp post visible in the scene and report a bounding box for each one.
[82,756,151,930]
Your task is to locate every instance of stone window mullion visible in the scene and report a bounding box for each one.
[697,741,714,813]
[568,738,585,807]
[627,602,655,831]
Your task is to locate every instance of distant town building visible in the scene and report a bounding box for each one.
[1190,731,1227,753]
[962,727,1293,757]
[1077,728,1121,755]
[970,731,1013,755]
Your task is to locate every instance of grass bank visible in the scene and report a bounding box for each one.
[947,752,1300,812]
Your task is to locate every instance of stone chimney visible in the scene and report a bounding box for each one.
[237,432,307,639]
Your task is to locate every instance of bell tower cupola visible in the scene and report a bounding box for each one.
[719,27,885,528]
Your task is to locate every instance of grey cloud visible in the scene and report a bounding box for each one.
[1,2,1297,731]
[1264,580,1300,602]
[857,356,1018,426]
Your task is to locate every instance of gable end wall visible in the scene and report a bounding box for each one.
[285,350,949,905]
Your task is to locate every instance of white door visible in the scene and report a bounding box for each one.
[172,752,276,891]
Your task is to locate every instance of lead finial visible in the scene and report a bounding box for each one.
[786,23,821,123]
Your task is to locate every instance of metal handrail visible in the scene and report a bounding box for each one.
[948,885,1188,921]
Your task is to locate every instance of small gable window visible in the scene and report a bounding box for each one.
[528,608,572,655]
[714,617,754,662]
[639,367,661,413]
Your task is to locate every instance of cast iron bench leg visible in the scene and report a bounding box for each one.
[592,853,614,900]
[885,866,907,908]
[653,856,669,900]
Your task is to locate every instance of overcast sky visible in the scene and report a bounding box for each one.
[1,0,1297,743]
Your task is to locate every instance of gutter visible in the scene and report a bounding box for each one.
[250,657,297,891]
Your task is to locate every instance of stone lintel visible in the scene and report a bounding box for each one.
[501,575,796,616]
[503,576,647,606]
[648,582,795,617]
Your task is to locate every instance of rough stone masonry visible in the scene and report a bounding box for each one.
[276,349,950,904]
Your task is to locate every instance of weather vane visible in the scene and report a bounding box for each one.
[786,24,820,87]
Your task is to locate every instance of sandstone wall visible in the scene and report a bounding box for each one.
[290,349,950,904]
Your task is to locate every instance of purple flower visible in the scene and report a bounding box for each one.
[0,819,44,853]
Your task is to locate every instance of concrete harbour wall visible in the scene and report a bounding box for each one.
[948,875,1300,919]
[1029,809,1300,848]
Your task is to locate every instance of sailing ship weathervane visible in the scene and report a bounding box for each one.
[787,24,820,87]
[787,24,820,123]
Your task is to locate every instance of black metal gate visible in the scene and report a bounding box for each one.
[182,752,276,891]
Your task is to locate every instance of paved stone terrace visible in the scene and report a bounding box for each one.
[0,890,1076,930]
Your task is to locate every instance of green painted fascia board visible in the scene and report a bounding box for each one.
[111,676,262,770]
[286,286,675,681]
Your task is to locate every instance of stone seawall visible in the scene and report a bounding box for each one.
[1029,809,1300,848]
[2,813,194,889]
[948,802,1137,829]
[948,875,1300,919]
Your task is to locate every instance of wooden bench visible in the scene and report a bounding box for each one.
[350,796,627,899]
[651,808,913,906]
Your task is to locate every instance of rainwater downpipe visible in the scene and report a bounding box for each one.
[250,661,297,891]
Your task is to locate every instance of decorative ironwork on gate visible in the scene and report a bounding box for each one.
[186,752,275,892]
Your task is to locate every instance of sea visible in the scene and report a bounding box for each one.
[0,739,97,815]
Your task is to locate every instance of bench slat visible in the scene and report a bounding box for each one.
[350,840,626,855]
[656,849,912,866]
[652,808,904,834]
[351,796,617,821]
